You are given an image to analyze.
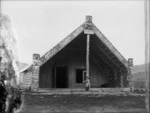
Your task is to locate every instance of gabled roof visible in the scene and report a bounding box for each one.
[22,16,128,73]
[39,23,85,67]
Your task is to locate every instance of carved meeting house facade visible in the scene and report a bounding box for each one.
[20,16,133,91]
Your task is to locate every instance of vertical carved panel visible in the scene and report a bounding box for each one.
[127,58,134,91]
[31,54,40,92]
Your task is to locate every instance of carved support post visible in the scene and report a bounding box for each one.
[127,58,134,91]
[84,15,94,91]
[86,34,90,81]
[31,53,40,92]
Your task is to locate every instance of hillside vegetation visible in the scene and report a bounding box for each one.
[132,63,149,88]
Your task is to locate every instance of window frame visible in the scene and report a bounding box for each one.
[76,68,86,84]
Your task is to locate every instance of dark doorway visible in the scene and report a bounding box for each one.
[54,66,68,88]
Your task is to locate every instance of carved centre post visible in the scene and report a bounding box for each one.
[84,16,94,91]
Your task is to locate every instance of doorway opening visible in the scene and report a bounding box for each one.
[53,66,68,88]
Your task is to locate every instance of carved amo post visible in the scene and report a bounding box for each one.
[31,54,40,92]
[127,58,134,91]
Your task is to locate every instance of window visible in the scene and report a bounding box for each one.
[76,69,86,83]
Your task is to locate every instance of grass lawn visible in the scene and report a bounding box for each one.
[19,94,147,113]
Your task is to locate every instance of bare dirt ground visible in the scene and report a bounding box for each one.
[19,93,147,113]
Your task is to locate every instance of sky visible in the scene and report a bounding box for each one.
[1,1,145,65]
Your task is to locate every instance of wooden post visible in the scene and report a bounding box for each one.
[144,0,150,112]
[145,0,149,112]
[86,34,90,79]
[84,15,94,91]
